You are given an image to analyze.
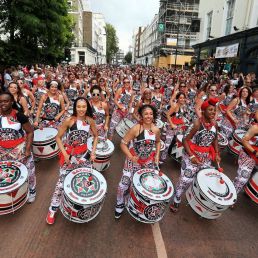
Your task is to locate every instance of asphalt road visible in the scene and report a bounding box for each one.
[1,134,258,258]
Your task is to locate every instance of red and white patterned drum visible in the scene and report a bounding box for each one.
[87,137,115,172]
[155,119,164,130]
[116,118,135,138]
[245,171,258,204]
[127,168,174,223]
[228,129,246,156]
[60,167,107,223]
[171,135,184,159]
[218,132,228,149]
[186,168,237,219]
[33,128,59,159]
[0,161,28,215]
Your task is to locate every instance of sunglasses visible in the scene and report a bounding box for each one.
[124,81,130,84]
[92,93,100,96]
[100,80,105,82]
[154,86,161,89]
[180,85,186,88]
[210,89,217,92]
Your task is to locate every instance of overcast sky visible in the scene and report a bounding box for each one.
[89,0,160,53]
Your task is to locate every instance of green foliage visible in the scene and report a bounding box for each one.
[0,0,74,65]
[124,51,132,64]
[106,23,119,64]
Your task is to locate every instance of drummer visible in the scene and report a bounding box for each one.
[233,115,258,195]
[46,97,98,225]
[0,92,36,203]
[90,85,109,137]
[34,80,65,129]
[170,98,221,212]
[115,104,161,219]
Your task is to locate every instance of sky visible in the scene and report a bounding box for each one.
[88,0,160,53]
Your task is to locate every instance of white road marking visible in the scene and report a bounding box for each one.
[151,223,168,258]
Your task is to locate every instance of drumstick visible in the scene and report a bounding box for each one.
[217,162,225,184]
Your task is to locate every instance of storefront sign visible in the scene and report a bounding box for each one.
[215,43,239,58]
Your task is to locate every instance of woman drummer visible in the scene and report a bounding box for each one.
[115,104,161,219]
[233,113,258,195]
[46,97,98,225]
[0,92,36,203]
[90,85,109,137]
[170,98,221,212]
[34,80,65,129]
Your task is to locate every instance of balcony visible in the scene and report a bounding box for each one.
[166,3,199,12]
[165,15,192,24]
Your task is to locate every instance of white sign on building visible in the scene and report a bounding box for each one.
[215,43,239,58]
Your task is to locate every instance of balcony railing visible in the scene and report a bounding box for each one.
[166,3,199,12]
[165,15,192,24]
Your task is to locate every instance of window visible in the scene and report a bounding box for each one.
[225,0,235,35]
[206,11,213,39]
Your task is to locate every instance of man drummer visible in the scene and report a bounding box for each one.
[170,98,221,212]
[233,111,258,195]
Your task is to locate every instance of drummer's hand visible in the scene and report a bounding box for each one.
[215,153,221,164]
[90,153,96,161]
[154,155,159,164]
[104,124,109,131]
[64,153,71,165]
[33,121,38,127]
[54,116,59,121]
[234,118,239,125]
[25,149,31,158]
[190,156,201,165]
[129,155,138,163]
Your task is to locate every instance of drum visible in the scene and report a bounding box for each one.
[87,137,115,172]
[228,129,246,156]
[171,135,184,160]
[186,168,237,219]
[218,132,228,149]
[0,161,28,215]
[60,167,107,223]
[33,128,59,159]
[115,118,135,138]
[127,168,174,223]
[244,171,258,204]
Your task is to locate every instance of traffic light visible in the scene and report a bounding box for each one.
[190,19,200,33]
[64,48,71,61]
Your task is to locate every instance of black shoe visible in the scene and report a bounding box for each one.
[115,204,125,219]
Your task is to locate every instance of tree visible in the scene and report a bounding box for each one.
[106,23,119,64]
[0,0,74,65]
[124,51,132,64]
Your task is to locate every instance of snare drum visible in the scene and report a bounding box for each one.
[228,129,246,156]
[218,132,228,149]
[127,168,174,223]
[87,137,115,172]
[186,168,237,219]
[116,118,135,138]
[244,171,258,204]
[60,167,107,223]
[0,161,28,215]
[33,128,59,159]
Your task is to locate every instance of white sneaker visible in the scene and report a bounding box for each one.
[27,190,36,204]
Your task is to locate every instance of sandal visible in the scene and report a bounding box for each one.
[169,202,179,213]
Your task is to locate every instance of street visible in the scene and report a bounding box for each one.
[0,134,257,258]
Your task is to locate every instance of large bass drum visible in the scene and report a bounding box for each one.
[228,129,246,156]
[87,137,115,172]
[127,168,174,223]
[60,167,107,223]
[33,128,59,159]
[244,171,258,204]
[186,168,237,219]
[116,118,135,138]
[0,161,28,215]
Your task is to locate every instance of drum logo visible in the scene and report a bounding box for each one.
[0,164,20,187]
[140,173,167,194]
[144,203,166,221]
[71,172,100,198]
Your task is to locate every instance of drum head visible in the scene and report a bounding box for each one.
[233,129,246,143]
[177,135,183,142]
[63,167,107,205]
[0,161,28,194]
[34,128,58,142]
[197,168,237,206]
[87,137,114,156]
[155,119,164,129]
[133,168,174,201]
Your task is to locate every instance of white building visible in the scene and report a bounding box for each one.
[198,0,258,42]
[134,14,159,65]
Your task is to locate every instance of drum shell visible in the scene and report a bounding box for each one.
[244,171,258,204]
[228,138,242,156]
[218,132,228,149]
[186,169,237,219]
[126,169,174,223]
[116,118,135,138]
[33,128,59,159]
[0,161,29,215]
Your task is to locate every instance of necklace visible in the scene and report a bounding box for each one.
[200,117,214,130]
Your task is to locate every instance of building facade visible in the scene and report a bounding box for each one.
[194,0,258,74]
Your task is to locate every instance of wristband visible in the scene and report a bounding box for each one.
[190,155,195,160]
[252,150,257,155]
